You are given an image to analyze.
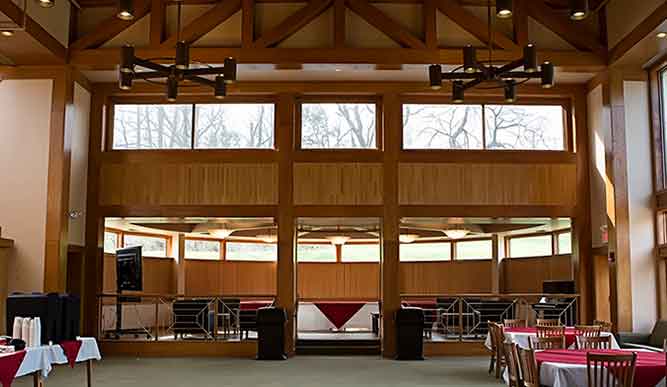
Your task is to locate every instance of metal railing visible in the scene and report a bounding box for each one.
[401,293,579,342]
[98,293,276,342]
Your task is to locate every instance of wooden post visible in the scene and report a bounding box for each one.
[0,235,13,335]
[276,93,296,355]
[86,359,93,387]
[177,234,186,295]
[491,235,499,294]
[381,93,400,358]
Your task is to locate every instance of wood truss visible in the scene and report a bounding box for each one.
[64,0,608,70]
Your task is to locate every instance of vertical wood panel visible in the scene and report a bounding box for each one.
[400,261,493,294]
[293,163,383,205]
[297,263,379,299]
[500,255,573,293]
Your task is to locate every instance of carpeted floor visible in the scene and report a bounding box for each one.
[14,356,501,387]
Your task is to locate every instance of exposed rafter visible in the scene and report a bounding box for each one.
[0,0,67,60]
[241,0,255,47]
[345,0,426,49]
[149,0,167,46]
[69,0,151,50]
[512,0,528,47]
[161,0,242,47]
[525,0,607,58]
[434,0,518,50]
[253,0,333,48]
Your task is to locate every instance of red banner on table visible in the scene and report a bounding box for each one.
[240,301,272,311]
[536,349,666,387]
[0,350,26,387]
[60,340,83,368]
[314,302,365,329]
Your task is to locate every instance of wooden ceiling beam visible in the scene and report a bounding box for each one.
[161,0,242,47]
[345,0,426,49]
[423,0,437,49]
[334,0,346,48]
[512,0,529,47]
[253,0,333,48]
[69,0,151,50]
[241,0,255,47]
[0,0,66,60]
[608,2,667,64]
[434,0,519,50]
[70,46,606,71]
[149,0,167,46]
[525,0,607,58]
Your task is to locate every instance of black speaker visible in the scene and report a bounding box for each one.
[6,293,80,344]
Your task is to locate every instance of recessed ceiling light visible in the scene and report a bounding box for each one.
[0,30,14,37]
[658,32,667,39]
[38,0,55,8]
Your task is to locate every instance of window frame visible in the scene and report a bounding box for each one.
[399,240,453,262]
[340,241,381,263]
[119,230,173,259]
[103,229,122,254]
[399,96,573,152]
[452,237,494,260]
[106,96,278,152]
[295,96,383,151]
[224,238,278,262]
[504,228,573,259]
[183,236,224,261]
[296,241,339,263]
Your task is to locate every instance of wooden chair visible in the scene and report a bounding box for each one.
[504,319,526,328]
[586,352,637,387]
[594,319,613,332]
[487,322,506,379]
[503,342,522,387]
[537,325,566,338]
[529,335,566,350]
[536,318,561,326]
[576,325,602,337]
[577,335,612,350]
[518,347,539,387]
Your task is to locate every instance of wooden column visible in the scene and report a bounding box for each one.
[44,70,74,292]
[276,93,296,355]
[176,234,186,295]
[607,72,633,331]
[573,88,593,324]
[491,235,499,294]
[381,93,400,358]
[82,90,106,337]
[0,233,13,335]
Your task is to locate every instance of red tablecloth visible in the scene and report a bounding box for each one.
[505,327,579,348]
[59,340,83,368]
[402,300,437,310]
[240,301,273,311]
[314,302,366,329]
[536,349,666,387]
[0,351,26,387]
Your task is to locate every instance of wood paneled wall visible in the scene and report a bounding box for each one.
[398,163,577,206]
[99,163,279,206]
[293,163,383,205]
[500,255,573,293]
[297,263,380,300]
[184,260,277,296]
[103,254,176,294]
[399,261,493,294]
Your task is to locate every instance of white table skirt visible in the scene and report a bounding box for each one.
[14,337,101,379]
[484,331,620,350]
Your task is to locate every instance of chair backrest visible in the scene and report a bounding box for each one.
[518,347,539,387]
[536,318,561,326]
[504,319,526,328]
[577,335,612,350]
[576,325,602,337]
[536,325,565,338]
[593,320,613,332]
[586,352,636,387]
[503,342,521,386]
[488,322,505,357]
[529,335,566,350]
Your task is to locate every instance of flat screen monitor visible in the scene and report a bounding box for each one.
[542,280,575,295]
[116,246,143,292]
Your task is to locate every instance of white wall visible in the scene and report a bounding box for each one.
[68,83,91,246]
[0,79,53,293]
[624,80,658,333]
[587,85,610,248]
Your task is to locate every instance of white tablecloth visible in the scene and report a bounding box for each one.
[484,330,620,350]
[13,337,101,379]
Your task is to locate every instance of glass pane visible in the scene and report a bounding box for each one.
[341,244,380,262]
[484,105,565,150]
[185,239,220,260]
[113,105,193,149]
[123,234,168,257]
[509,235,553,258]
[558,232,572,255]
[402,104,484,149]
[400,242,451,262]
[301,103,376,149]
[194,104,275,149]
[297,243,336,262]
[661,69,667,181]
[226,242,277,261]
[456,240,492,259]
[104,232,118,254]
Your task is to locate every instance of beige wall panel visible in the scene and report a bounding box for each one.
[103,254,175,295]
[219,261,277,295]
[99,163,278,206]
[298,263,380,300]
[398,163,577,206]
[500,255,572,293]
[399,261,493,294]
[293,163,383,205]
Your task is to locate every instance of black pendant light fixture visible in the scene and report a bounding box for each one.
[428,0,557,103]
[569,0,589,20]
[117,0,237,100]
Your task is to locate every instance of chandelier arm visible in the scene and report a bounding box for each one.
[503,71,545,79]
[183,74,216,87]
[183,67,228,77]
[134,58,172,73]
[440,73,483,80]
[494,59,527,77]
[133,71,168,80]
[461,78,485,91]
